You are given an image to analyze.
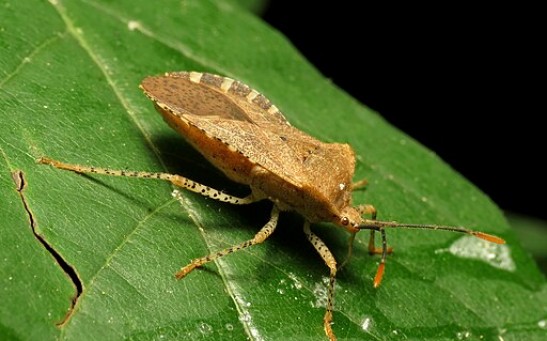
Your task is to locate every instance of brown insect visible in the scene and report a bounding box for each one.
[39,71,505,340]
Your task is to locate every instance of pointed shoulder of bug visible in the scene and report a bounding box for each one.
[140,72,359,223]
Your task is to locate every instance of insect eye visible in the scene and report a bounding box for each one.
[340,217,349,225]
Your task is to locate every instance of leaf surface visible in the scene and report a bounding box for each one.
[1,1,545,340]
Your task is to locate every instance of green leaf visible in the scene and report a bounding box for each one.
[507,213,547,274]
[224,0,269,14]
[1,1,545,340]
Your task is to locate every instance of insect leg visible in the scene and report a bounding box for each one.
[38,157,257,205]
[356,205,392,287]
[338,207,371,267]
[355,204,384,254]
[303,221,338,341]
[373,228,388,288]
[357,205,393,255]
[367,229,394,255]
[338,232,356,270]
[175,205,280,279]
[351,178,368,190]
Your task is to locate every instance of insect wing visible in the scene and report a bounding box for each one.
[140,72,322,188]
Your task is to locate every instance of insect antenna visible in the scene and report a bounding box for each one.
[359,219,505,244]
[357,219,505,287]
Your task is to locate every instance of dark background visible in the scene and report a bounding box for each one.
[262,3,544,222]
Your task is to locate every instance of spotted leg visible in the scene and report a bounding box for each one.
[38,157,257,205]
[303,221,338,341]
[175,206,280,279]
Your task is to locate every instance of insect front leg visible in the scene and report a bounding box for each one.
[303,221,338,341]
[355,204,391,254]
[351,178,368,190]
[357,204,393,287]
[175,205,280,279]
[38,157,257,205]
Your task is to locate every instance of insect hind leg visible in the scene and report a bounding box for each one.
[38,157,257,205]
[175,206,280,279]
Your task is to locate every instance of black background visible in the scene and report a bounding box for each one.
[262,3,544,222]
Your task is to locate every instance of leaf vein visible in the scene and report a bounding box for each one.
[0,33,63,88]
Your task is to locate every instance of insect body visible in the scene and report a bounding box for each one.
[143,73,358,225]
[39,71,505,341]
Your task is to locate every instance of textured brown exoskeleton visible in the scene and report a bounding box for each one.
[39,72,505,341]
